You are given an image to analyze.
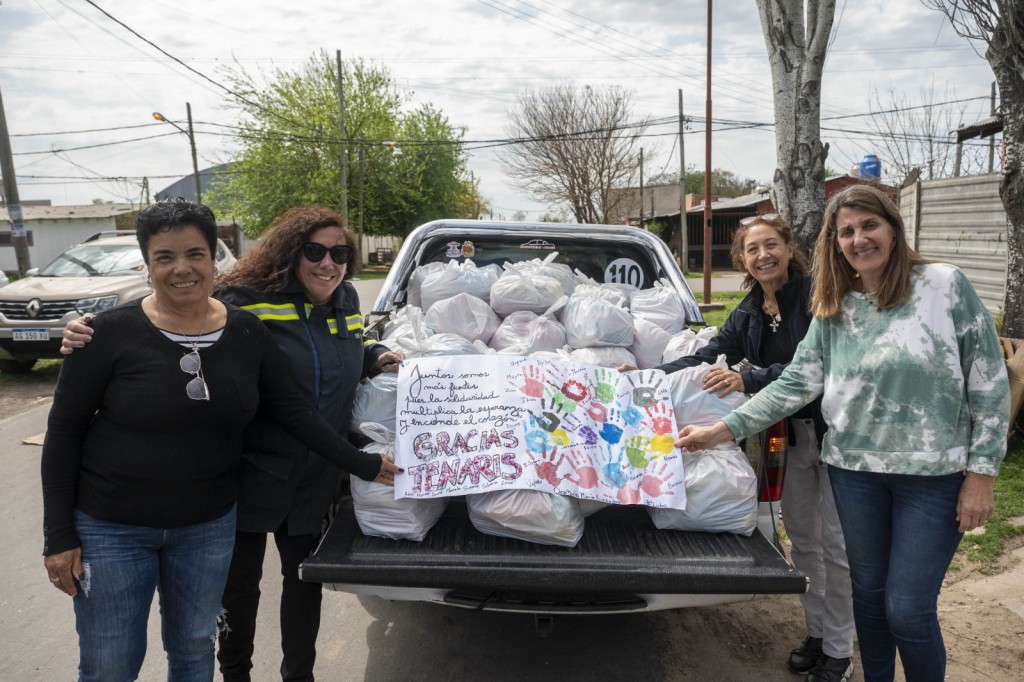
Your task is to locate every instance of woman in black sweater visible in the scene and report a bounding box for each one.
[42,199,399,682]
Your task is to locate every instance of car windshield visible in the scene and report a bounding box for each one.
[39,243,146,277]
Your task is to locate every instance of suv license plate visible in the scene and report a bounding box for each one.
[13,329,49,341]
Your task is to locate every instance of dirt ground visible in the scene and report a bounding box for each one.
[3,366,1022,681]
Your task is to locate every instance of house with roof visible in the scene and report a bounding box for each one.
[0,202,138,275]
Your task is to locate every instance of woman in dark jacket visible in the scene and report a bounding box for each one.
[63,206,401,682]
[655,214,854,682]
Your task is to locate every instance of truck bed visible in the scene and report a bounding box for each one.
[301,497,806,600]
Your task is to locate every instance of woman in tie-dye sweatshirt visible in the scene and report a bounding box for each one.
[676,185,1009,682]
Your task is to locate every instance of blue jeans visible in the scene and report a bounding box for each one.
[72,508,236,682]
[828,467,964,682]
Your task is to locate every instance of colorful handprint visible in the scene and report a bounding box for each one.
[639,459,676,497]
[562,448,599,489]
[624,435,652,468]
[527,443,565,486]
[513,364,545,398]
[593,368,618,403]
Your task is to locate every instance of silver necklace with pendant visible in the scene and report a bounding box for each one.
[764,302,781,332]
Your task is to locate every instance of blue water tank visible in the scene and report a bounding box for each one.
[859,154,882,179]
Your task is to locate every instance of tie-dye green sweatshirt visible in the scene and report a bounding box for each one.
[722,263,1009,476]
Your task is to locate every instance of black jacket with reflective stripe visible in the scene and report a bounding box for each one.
[216,276,388,535]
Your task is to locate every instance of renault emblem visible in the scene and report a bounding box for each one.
[26,299,41,319]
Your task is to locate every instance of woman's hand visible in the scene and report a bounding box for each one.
[674,421,735,452]
[703,368,744,397]
[616,363,639,373]
[956,471,996,532]
[60,314,95,355]
[43,548,83,597]
[373,455,404,487]
[374,351,404,374]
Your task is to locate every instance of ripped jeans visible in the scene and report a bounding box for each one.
[72,507,236,682]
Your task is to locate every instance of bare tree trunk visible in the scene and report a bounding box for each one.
[990,39,1024,337]
[756,0,836,255]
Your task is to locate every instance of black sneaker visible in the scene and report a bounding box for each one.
[787,636,823,674]
[805,655,853,682]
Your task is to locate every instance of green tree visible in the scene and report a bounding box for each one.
[649,168,761,197]
[207,51,479,237]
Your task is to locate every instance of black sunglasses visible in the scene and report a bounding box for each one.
[301,242,352,264]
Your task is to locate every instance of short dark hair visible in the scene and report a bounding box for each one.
[135,197,217,264]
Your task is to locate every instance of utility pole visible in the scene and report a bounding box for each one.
[186,103,201,203]
[0,82,31,276]
[337,50,349,222]
[638,148,645,230]
[678,88,688,274]
[703,0,713,304]
[358,133,365,256]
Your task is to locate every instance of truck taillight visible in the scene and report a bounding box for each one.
[759,420,788,502]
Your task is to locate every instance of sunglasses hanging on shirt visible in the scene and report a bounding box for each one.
[301,242,352,264]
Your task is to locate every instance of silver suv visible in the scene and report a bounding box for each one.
[0,231,236,373]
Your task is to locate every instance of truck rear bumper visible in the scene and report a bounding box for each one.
[301,499,806,600]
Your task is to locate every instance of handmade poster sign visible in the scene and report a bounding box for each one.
[394,355,686,509]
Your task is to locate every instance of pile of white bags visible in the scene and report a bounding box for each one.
[350,423,448,541]
[647,443,758,536]
[419,259,501,311]
[519,252,577,297]
[467,489,585,547]
[381,305,432,342]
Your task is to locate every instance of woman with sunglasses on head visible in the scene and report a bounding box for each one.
[676,185,1010,682]
[623,213,854,682]
[43,199,400,682]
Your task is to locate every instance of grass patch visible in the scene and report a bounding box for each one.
[955,437,1024,564]
[699,291,747,329]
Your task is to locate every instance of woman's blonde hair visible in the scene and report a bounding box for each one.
[811,185,930,318]
[729,213,808,290]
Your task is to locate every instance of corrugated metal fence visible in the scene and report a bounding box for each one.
[900,174,1008,313]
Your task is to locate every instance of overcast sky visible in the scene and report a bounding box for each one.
[0,0,998,220]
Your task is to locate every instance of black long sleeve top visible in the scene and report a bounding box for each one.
[40,299,381,556]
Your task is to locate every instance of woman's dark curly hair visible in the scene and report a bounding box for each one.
[217,206,361,291]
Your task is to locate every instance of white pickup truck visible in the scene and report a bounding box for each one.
[300,220,805,631]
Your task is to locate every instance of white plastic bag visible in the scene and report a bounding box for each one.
[391,332,482,358]
[630,280,687,333]
[490,263,565,317]
[351,373,398,435]
[662,326,718,364]
[419,259,501,312]
[631,317,674,370]
[561,292,634,348]
[647,443,757,536]
[518,252,577,297]
[467,489,585,547]
[424,292,501,344]
[350,423,448,541]
[569,346,637,368]
[572,271,630,307]
[489,296,568,354]
[382,305,433,342]
[406,262,445,308]
[668,354,748,428]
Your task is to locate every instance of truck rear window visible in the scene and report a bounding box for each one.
[418,236,661,289]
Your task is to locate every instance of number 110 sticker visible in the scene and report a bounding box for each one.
[604,258,645,288]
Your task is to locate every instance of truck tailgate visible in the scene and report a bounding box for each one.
[301,498,806,595]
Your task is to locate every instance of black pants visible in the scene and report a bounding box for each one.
[218,526,322,682]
